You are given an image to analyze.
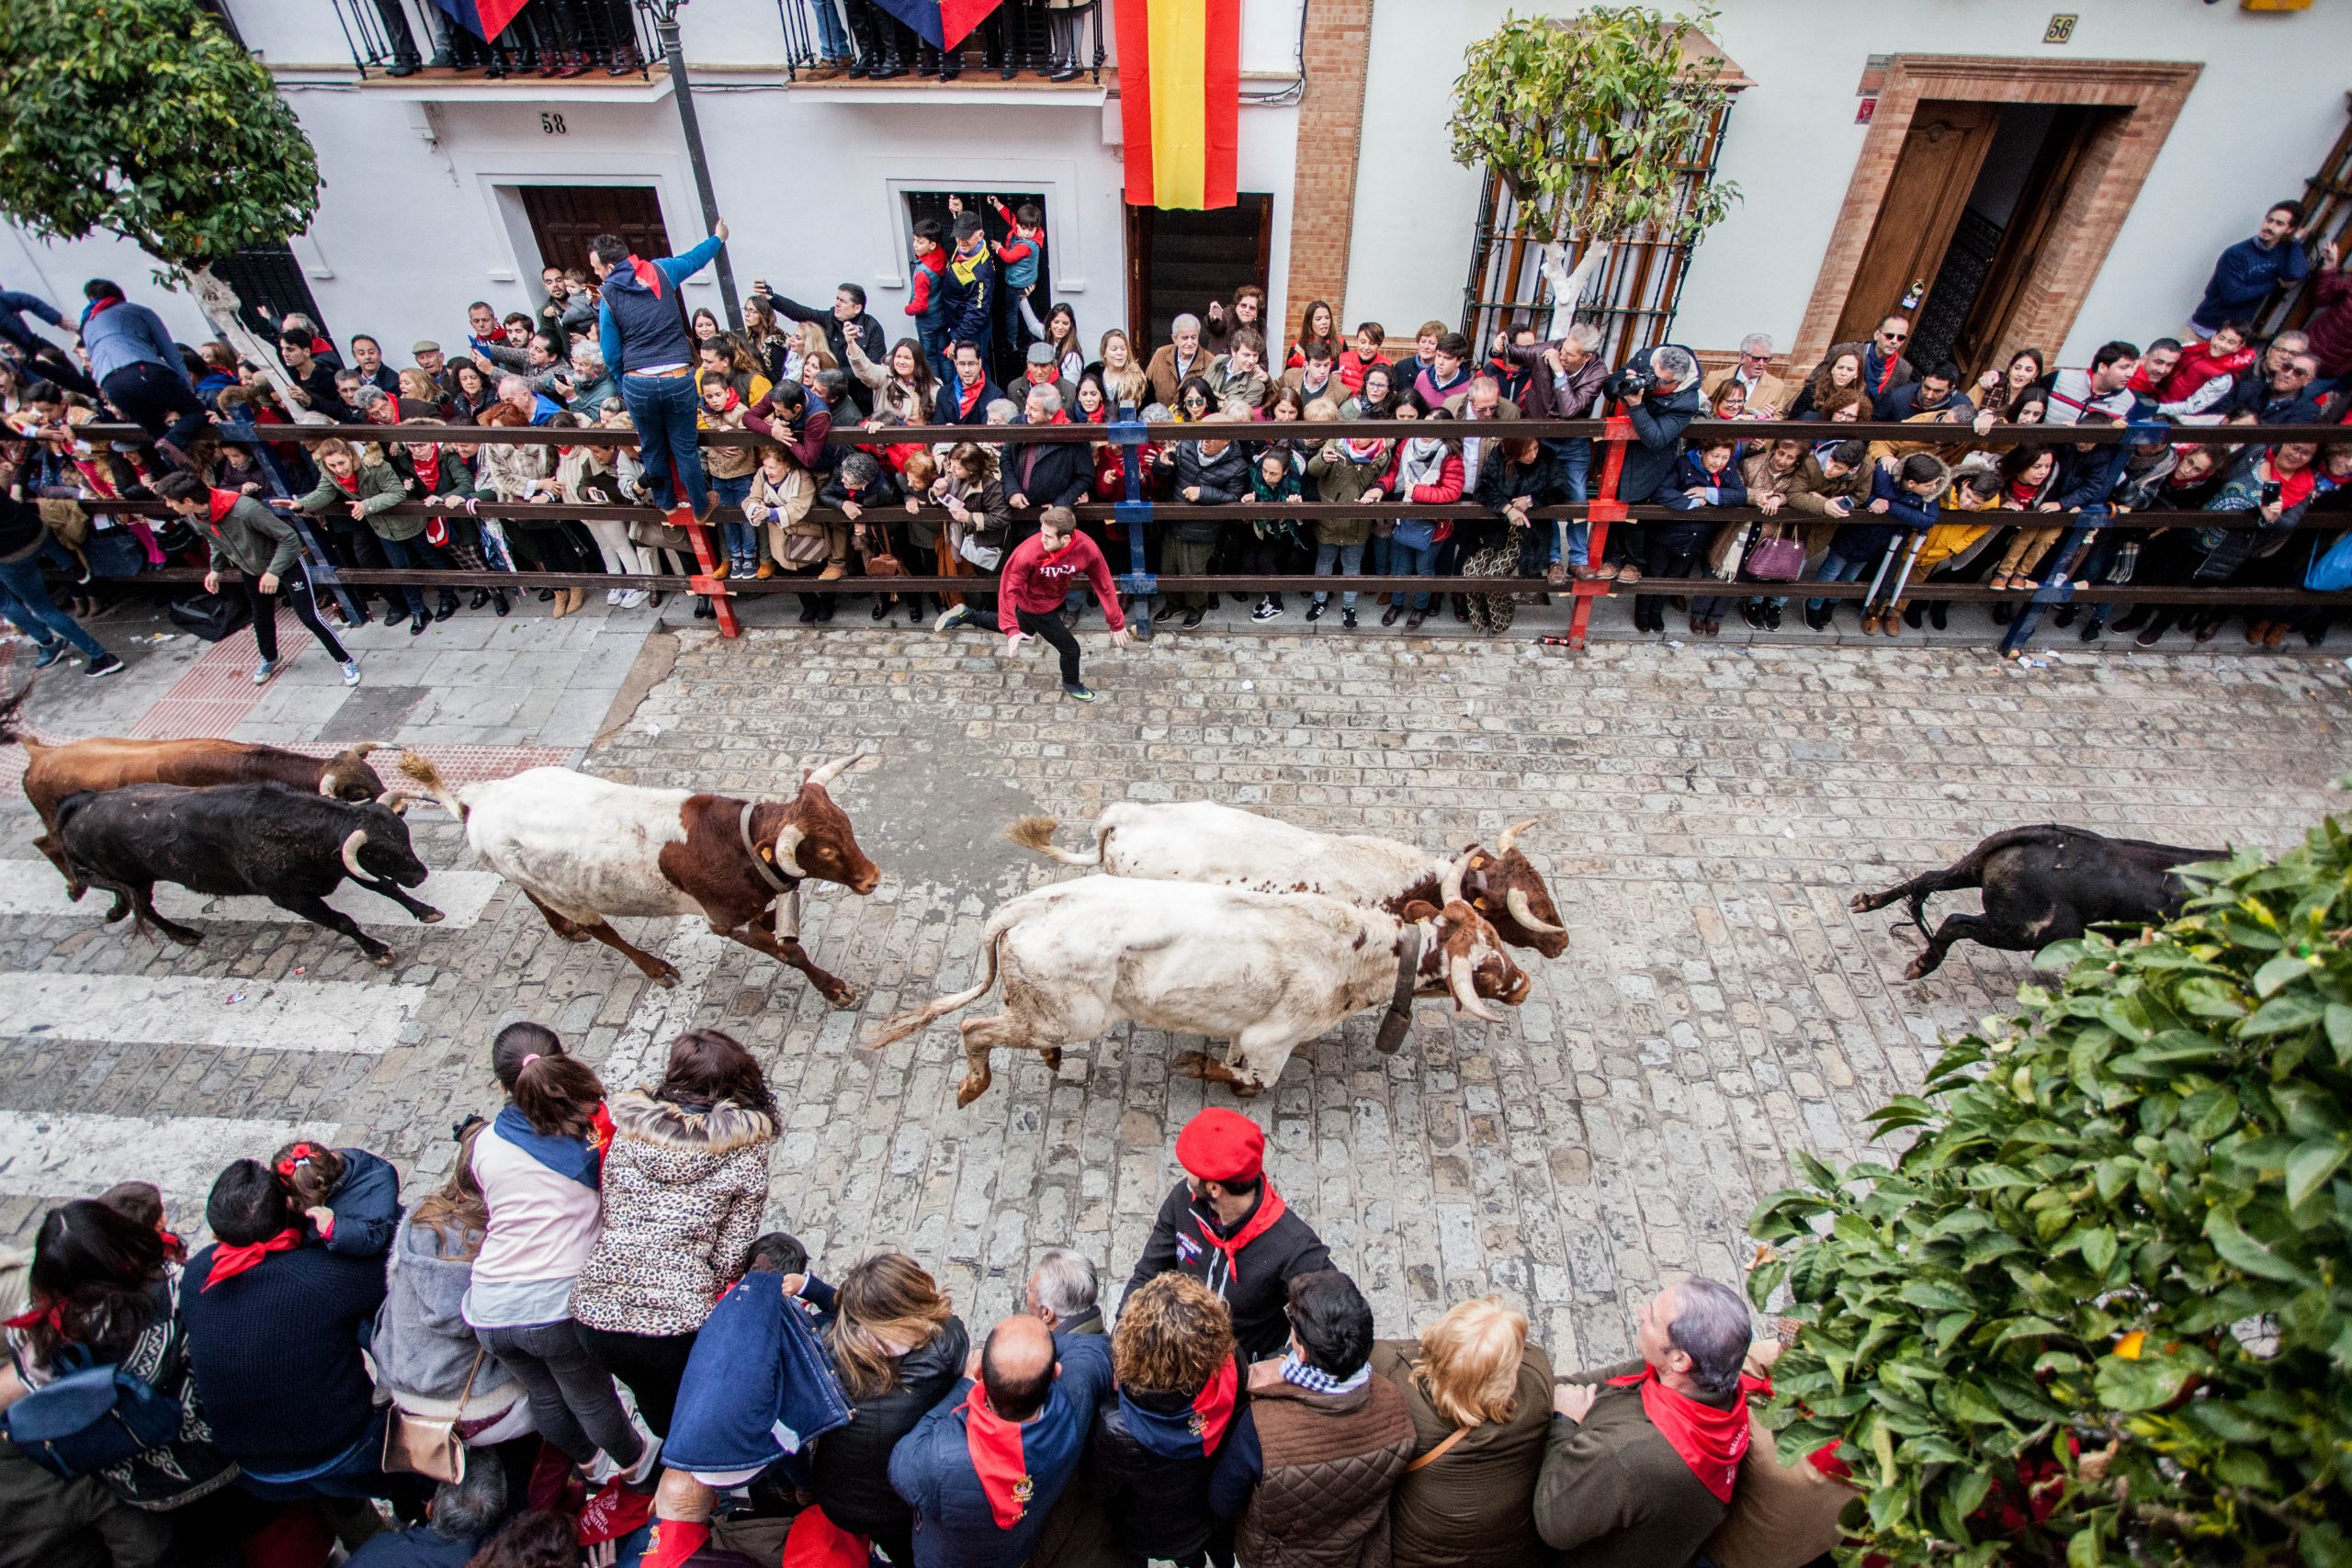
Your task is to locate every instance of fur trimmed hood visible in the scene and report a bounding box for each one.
[607,1087,776,1155]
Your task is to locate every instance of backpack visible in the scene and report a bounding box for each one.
[4,1343,184,1480]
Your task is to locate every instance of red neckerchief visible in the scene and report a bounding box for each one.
[957,376,986,418]
[202,1228,303,1291]
[1193,1184,1287,1281]
[1189,1356,1238,1452]
[331,470,360,496]
[413,446,443,491]
[1604,1365,1768,1504]
[588,1100,616,1156]
[206,488,238,524]
[3,1298,65,1334]
[628,256,664,298]
[2270,454,2318,510]
[77,294,125,328]
[2007,476,2042,507]
[1871,349,1898,395]
[709,383,741,414]
[961,1382,1034,1529]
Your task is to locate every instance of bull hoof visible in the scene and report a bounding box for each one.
[368,947,397,967]
[65,882,87,903]
[1904,955,1938,981]
[164,928,202,948]
[1230,1077,1264,1099]
[955,1073,992,1108]
[1040,1047,1063,1071]
[1849,893,1874,913]
[418,907,446,925]
[825,985,860,1010]
[650,964,682,988]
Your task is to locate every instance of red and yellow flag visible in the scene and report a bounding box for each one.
[1114,0,1239,210]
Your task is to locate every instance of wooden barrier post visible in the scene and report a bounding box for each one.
[673,505,741,638]
[1567,413,1635,651]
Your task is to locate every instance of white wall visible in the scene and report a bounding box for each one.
[1345,0,2352,365]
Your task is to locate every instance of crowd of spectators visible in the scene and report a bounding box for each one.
[3,197,2350,683]
[4,1033,1847,1568]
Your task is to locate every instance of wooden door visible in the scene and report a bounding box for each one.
[1125,194,1272,348]
[1951,106,2104,378]
[1833,101,2001,347]
[519,185,672,276]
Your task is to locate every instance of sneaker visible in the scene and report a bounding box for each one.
[85,653,125,679]
[934,604,972,633]
[1305,600,1326,623]
[1181,608,1205,631]
[1342,608,1358,629]
[618,589,650,609]
[1062,682,1097,703]
[606,588,625,606]
[1250,598,1283,623]
[252,658,279,685]
[31,639,68,670]
[340,660,362,686]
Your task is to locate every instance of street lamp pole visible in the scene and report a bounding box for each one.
[639,0,741,330]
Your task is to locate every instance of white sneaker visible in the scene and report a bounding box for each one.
[251,659,278,685]
[618,589,650,609]
[339,660,362,687]
[618,1420,662,1486]
[606,589,624,606]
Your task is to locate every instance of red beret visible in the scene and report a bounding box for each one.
[1175,1109,1264,1184]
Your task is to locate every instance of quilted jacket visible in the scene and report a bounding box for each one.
[568,1090,775,1337]
[1230,1375,1416,1568]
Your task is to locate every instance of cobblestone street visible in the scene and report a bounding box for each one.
[2,616,2346,1366]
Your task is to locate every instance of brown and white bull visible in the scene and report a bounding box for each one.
[1006,802,1569,958]
[870,854,1531,1104]
[2,679,389,897]
[396,750,879,1004]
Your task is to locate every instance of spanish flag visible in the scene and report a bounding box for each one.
[1115,0,1239,210]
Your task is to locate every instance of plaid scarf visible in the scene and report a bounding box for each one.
[1279,1352,1370,1396]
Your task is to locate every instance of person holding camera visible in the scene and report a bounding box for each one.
[1598,344,1704,583]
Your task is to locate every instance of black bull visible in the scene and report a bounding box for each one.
[1852,825,2224,978]
[54,783,438,966]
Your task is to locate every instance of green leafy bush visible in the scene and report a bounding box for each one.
[1749,821,2352,1567]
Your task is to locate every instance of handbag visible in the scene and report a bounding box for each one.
[381,1349,481,1485]
[1744,536,1806,581]
[780,526,831,566]
[4,1345,184,1481]
[629,516,694,551]
[2306,531,2352,593]
[957,534,1002,571]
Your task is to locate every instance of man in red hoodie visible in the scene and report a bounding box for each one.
[999,504,1129,701]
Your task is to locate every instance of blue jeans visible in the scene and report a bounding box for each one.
[1804,550,1871,613]
[1368,532,1395,576]
[1553,438,1592,566]
[1313,540,1365,608]
[711,475,754,561]
[810,0,850,59]
[621,372,708,514]
[373,535,437,619]
[0,552,107,660]
[236,1407,403,1504]
[1393,536,1442,611]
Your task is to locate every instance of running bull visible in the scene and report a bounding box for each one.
[397,750,878,1005]
[1006,803,1570,957]
[1853,824,2225,977]
[870,853,1531,1104]
[51,782,436,965]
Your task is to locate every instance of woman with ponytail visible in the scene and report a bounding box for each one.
[463,1021,658,1484]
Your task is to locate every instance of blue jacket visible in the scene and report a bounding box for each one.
[318,1146,401,1259]
[2051,442,2129,513]
[79,297,188,387]
[889,1334,1113,1568]
[938,241,996,353]
[597,233,724,376]
[2194,235,2310,332]
[665,1269,850,1476]
[0,288,67,355]
[1828,462,1942,564]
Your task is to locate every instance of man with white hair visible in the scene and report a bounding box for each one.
[1025,1247,1103,1336]
[1533,1277,1764,1568]
[1146,312,1207,409]
[1701,333,1788,419]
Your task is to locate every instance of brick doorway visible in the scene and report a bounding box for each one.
[1792,56,2199,375]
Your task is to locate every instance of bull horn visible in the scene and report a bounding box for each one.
[1506,887,1565,936]
[1449,953,1506,1023]
[340,829,369,879]
[770,823,807,876]
[1439,852,1470,908]
[803,752,865,789]
[379,792,414,818]
[1496,818,1537,855]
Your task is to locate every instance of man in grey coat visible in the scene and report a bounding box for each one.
[153,471,360,687]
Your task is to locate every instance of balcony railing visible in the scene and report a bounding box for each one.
[775,0,1103,85]
[330,0,657,81]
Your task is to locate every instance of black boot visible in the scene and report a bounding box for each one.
[469,587,491,609]
[435,589,458,620]
[492,589,511,617]
[843,3,876,75]
[870,16,908,77]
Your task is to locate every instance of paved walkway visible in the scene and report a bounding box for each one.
[1,604,2343,1364]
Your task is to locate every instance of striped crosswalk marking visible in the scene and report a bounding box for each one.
[0,1110,343,1203]
[0,860,505,929]
[0,974,432,1054]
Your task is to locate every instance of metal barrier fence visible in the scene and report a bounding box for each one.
[55,413,2352,650]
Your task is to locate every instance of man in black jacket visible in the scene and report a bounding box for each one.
[1122,1109,1332,1360]
[763,281,888,416]
[1601,344,1702,582]
[1004,383,1091,532]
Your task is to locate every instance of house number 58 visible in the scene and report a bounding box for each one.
[540,112,568,135]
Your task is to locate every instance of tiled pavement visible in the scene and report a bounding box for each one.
[2,607,2346,1368]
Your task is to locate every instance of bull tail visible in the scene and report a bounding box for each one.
[394,750,468,821]
[1005,815,1102,867]
[868,931,1003,1050]
[0,678,31,747]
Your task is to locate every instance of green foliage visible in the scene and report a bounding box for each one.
[1446,6,1740,250]
[0,0,319,274]
[1749,822,2352,1566]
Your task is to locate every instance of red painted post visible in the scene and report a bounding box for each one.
[1567,413,1634,651]
[674,505,741,638]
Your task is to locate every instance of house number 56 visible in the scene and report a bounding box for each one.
[540,112,568,135]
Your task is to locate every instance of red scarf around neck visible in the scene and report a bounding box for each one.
[203,1228,303,1291]
[961,1382,1034,1529]
[1194,1183,1287,1281]
[413,447,443,491]
[1189,1356,1238,1452]
[1605,1364,1769,1503]
[957,375,987,419]
[331,469,360,495]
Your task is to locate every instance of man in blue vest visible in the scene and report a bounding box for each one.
[592,220,729,518]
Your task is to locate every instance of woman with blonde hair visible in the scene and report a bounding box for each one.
[1370,1295,1554,1568]
[807,1252,969,1567]
[1095,327,1148,412]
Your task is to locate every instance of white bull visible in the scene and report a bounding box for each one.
[869,855,1531,1104]
[1006,802,1569,958]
